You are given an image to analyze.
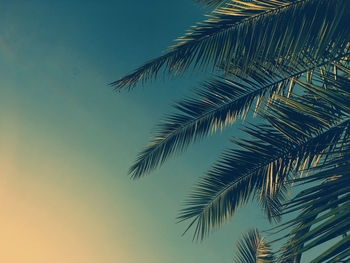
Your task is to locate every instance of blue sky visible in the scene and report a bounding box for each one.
[0,1,284,262]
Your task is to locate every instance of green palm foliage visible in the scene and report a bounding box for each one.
[112,0,350,90]
[233,229,274,263]
[268,160,350,263]
[260,69,350,262]
[114,0,350,261]
[279,149,350,262]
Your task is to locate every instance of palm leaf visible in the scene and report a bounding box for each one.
[178,71,350,240]
[277,145,350,262]
[233,228,274,263]
[178,122,346,240]
[112,0,350,90]
[129,56,350,178]
[129,76,262,178]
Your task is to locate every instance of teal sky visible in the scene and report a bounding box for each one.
[0,1,283,262]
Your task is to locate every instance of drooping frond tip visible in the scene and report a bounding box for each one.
[109,54,170,91]
[111,0,290,90]
[127,75,277,179]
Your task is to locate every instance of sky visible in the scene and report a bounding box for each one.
[0,1,279,262]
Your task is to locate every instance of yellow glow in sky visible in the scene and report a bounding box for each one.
[0,123,160,263]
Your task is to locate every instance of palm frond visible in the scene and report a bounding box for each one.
[178,122,346,240]
[257,185,288,224]
[129,76,260,178]
[251,70,350,262]
[129,55,350,178]
[277,144,350,263]
[279,205,318,263]
[112,0,350,90]
[263,72,350,142]
[178,71,350,240]
[233,228,274,263]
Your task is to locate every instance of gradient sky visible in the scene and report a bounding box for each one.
[0,1,282,262]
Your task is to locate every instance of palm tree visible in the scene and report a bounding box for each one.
[113,0,350,261]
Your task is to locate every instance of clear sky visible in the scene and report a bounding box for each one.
[0,1,276,262]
